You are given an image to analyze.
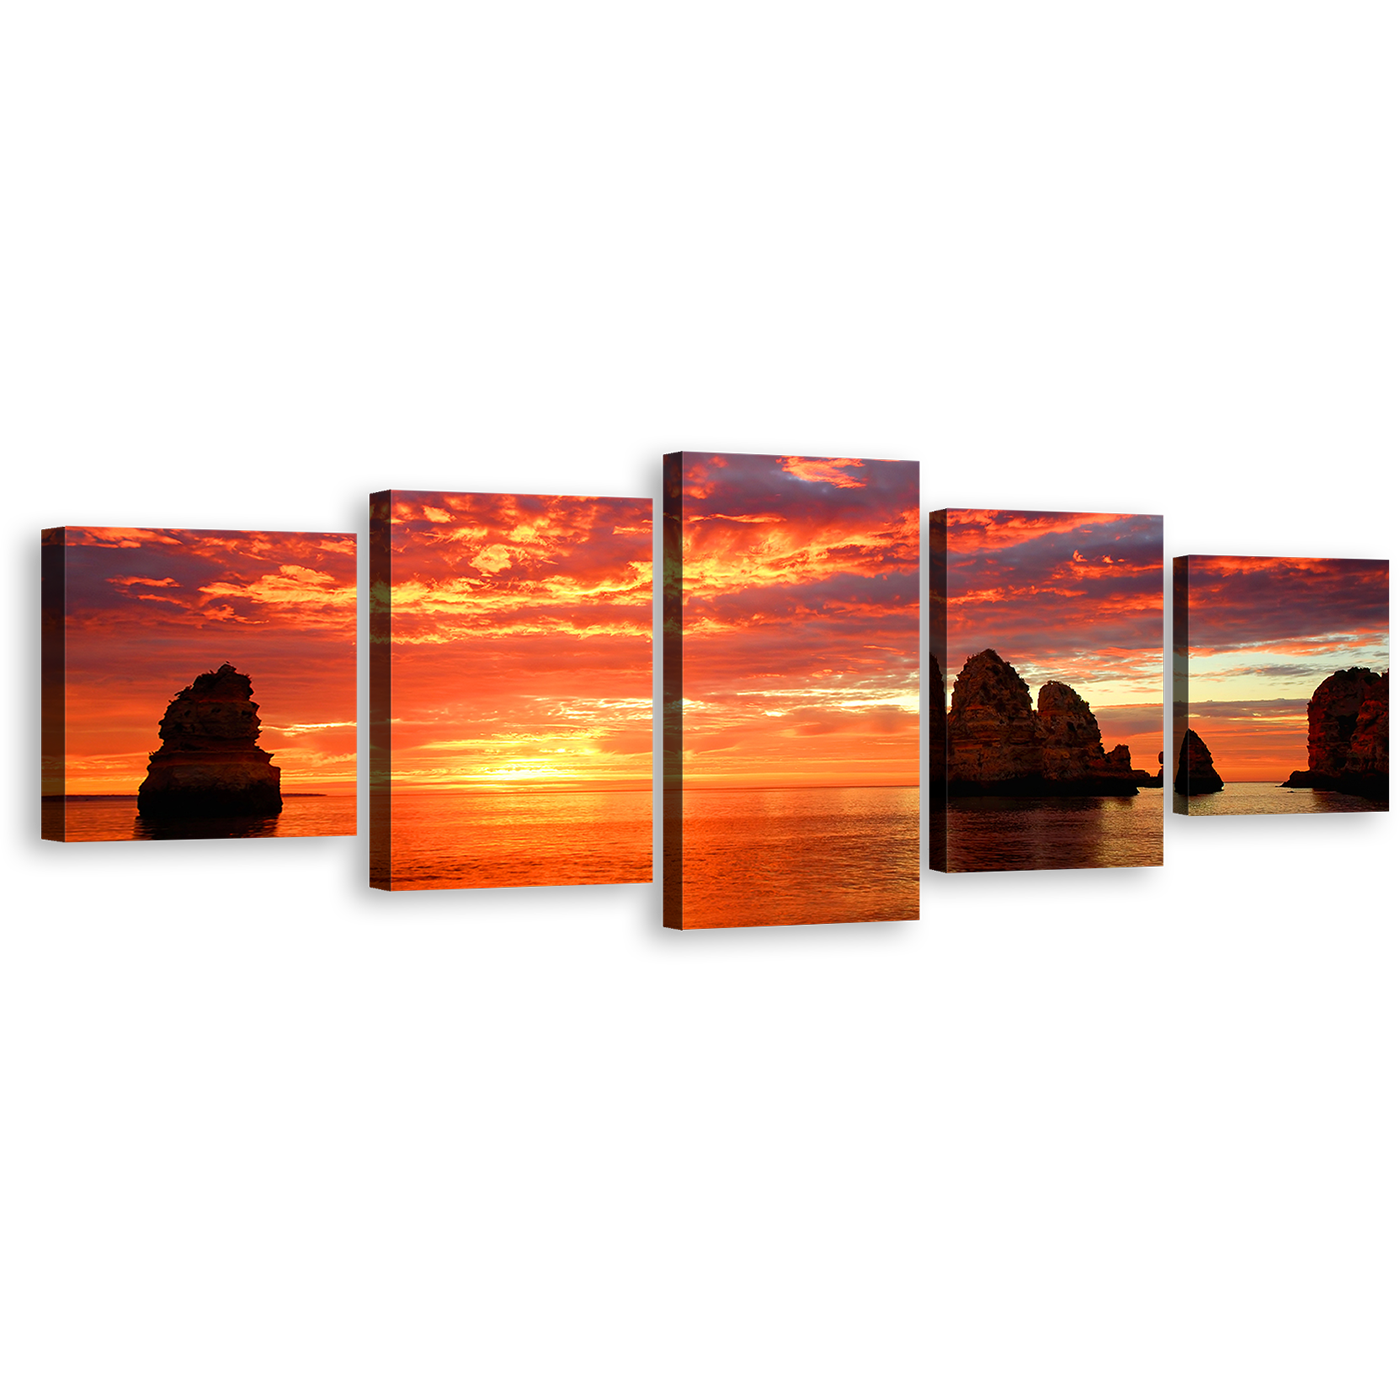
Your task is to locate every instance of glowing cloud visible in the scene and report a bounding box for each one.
[668,453,920,789]
[777,457,867,489]
[374,492,653,792]
[50,527,357,794]
[938,509,1164,713]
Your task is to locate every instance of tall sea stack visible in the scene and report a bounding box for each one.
[1174,728,1224,795]
[137,664,283,818]
[1282,667,1388,799]
[947,650,1043,789]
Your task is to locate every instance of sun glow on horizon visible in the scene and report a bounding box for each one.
[379,492,653,793]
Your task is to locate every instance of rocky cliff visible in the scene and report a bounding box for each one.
[1346,689,1388,779]
[945,650,1143,796]
[1105,742,1148,784]
[136,664,283,818]
[947,650,1043,788]
[1174,728,1224,795]
[1113,744,1161,788]
[1282,667,1388,799]
[1104,744,1131,771]
[1037,681,1103,782]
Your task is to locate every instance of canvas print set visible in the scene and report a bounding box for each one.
[42,527,358,843]
[42,457,1390,928]
[1172,556,1389,815]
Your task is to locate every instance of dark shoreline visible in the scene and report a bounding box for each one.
[1279,770,1387,800]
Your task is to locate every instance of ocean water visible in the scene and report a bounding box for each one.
[45,793,357,842]
[941,789,1163,872]
[378,788,652,890]
[674,786,920,929]
[1181,782,1388,816]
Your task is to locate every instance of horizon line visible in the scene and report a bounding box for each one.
[673,782,919,792]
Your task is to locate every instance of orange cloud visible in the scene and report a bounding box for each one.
[199,563,354,618]
[777,457,867,488]
[378,492,652,791]
[944,511,1137,554]
[683,509,917,601]
[688,513,786,525]
[938,510,1164,706]
[56,528,357,793]
[677,455,728,501]
[669,453,920,788]
[469,544,514,573]
[1200,556,1349,577]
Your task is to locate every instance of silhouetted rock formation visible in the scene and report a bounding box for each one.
[1307,668,1385,773]
[1108,739,1160,787]
[1037,691,1146,789]
[1134,751,1164,788]
[1347,689,1389,780]
[137,664,283,818]
[1174,728,1224,794]
[1282,667,1388,799]
[1101,737,1156,786]
[948,650,1043,789]
[1037,681,1102,782]
[1103,743,1133,775]
[945,650,1142,796]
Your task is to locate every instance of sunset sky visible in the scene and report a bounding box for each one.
[670,453,919,788]
[381,492,652,791]
[939,510,1164,770]
[54,527,357,794]
[1179,555,1389,780]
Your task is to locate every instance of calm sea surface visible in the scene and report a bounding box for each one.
[1182,782,1388,816]
[380,788,652,890]
[46,794,357,842]
[943,790,1163,872]
[678,786,919,929]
